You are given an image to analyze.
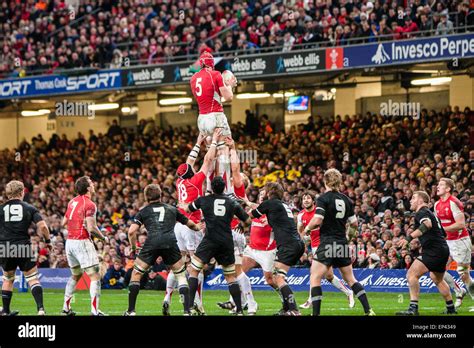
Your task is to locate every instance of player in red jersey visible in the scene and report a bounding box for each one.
[190,51,236,194]
[163,129,220,315]
[61,176,107,316]
[241,188,277,315]
[434,178,474,308]
[297,191,354,309]
[218,185,277,315]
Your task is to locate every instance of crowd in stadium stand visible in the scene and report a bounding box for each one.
[0,105,472,288]
[1,0,474,77]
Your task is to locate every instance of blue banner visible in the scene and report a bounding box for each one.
[204,268,472,293]
[0,70,122,99]
[0,269,71,289]
[0,267,472,292]
[1,33,473,99]
[344,33,474,69]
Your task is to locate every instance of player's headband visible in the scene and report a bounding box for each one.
[199,52,214,69]
[177,163,193,179]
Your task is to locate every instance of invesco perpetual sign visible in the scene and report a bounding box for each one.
[392,37,474,61]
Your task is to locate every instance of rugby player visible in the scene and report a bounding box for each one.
[297,191,354,309]
[434,178,474,308]
[305,169,374,316]
[124,184,201,316]
[0,180,51,316]
[245,182,305,316]
[190,51,236,193]
[163,130,219,315]
[61,176,107,316]
[396,191,455,315]
[182,176,251,315]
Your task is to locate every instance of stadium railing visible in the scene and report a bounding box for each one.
[3,22,474,79]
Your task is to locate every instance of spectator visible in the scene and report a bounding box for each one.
[402,16,419,38]
[102,258,126,289]
[436,13,455,35]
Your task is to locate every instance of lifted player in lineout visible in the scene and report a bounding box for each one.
[125,184,201,316]
[0,180,51,316]
[190,51,237,194]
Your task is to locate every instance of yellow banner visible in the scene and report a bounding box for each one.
[252,169,301,187]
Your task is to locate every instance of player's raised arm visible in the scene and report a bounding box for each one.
[226,137,243,188]
[186,133,206,167]
[199,128,221,174]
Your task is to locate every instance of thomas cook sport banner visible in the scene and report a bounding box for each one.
[204,268,473,293]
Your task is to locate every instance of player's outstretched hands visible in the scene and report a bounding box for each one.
[197,132,206,145]
[212,128,222,142]
[224,137,235,149]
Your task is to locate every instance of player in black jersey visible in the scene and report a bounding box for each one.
[124,184,201,316]
[0,180,51,316]
[396,191,454,316]
[244,182,305,316]
[182,176,251,315]
[305,169,374,316]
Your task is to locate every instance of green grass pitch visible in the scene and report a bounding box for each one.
[6,289,474,316]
